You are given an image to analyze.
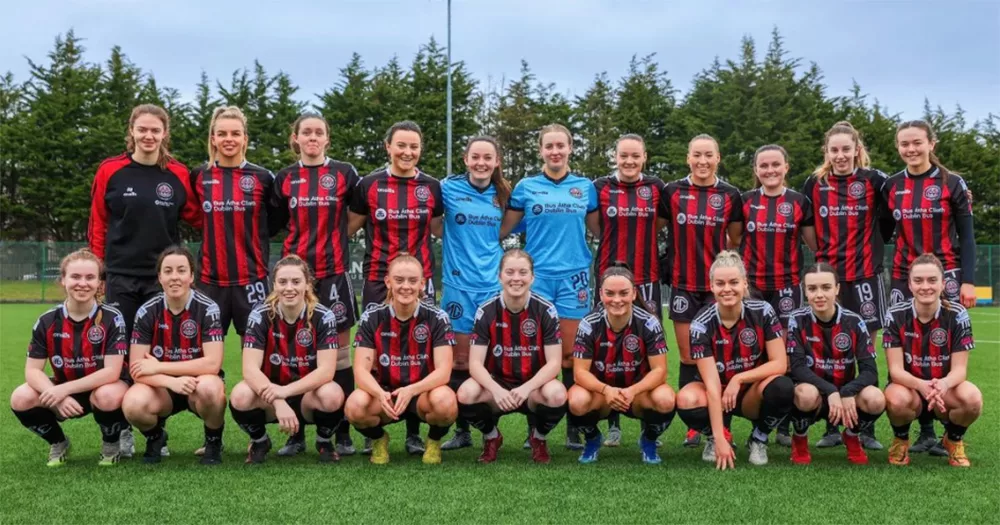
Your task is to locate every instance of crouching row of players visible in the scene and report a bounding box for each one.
[12,247,980,468]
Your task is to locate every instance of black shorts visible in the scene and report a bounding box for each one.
[727,383,753,419]
[314,273,360,332]
[54,392,94,421]
[678,363,702,389]
[837,275,886,330]
[105,273,160,338]
[595,281,663,322]
[200,278,270,336]
[167,391,194,417]
[755,285,801,328]
[361,279,437,313]
[373,387,422,423]
[668,288,714,323]
[890,268,962,306]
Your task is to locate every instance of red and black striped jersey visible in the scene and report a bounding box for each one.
[882,299,973,380]
[275,158,362,279]
[243,304,339,386]
[350,168,443,281]
[354,303,455,390]
[739,188,813,291]
[572,306,667,388]
[594,173,665,284]
[801,168,888,281]
[27,303,128,384]
[191,161,279,286]
[471,293,561,386]
[883,167,973,279]
[786,306,876,391]
[88,154,202,277]
[659,177,744,292]
[131,291,224,362]
[690,299,783,386]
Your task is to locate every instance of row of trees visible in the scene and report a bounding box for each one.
[1,29,997,242]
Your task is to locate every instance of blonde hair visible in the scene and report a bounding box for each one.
[688,133,720,153]
[59,248,105,323]
[125,104,174,170]
[264,255,320,328]
[538,123,573,149]
[709,250,749,299]
[813,121,871,184]
[207,106,249,166]
[384,253,425,304]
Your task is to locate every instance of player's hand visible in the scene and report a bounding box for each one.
[509,385,531,408]
[391,386,415,418]
[714,438,736,471]
[378,390,398,420]
[827,392,844,425]
[916,380,937,403]
[722,380,742,413]
[840,395,858,430]
[130,355,160,379]
[927,378,949,412]
[604,387,626,412]
[960,284,976,309]
[57,396,85,419]
[260,384,287,404]
[274,400,298,435]
[169,376,198,396]
[493,388,517,413]
[617,387,636,411]
[39,384,69,408]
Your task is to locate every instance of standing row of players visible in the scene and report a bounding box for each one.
[13,103,978,464]
[12,244,979,467]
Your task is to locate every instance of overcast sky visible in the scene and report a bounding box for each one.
[3,0,998,124]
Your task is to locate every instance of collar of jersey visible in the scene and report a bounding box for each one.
[758,186,787,198]
[462,174,493,194]
[684,175,719,188]
[612,170,646,185]
[389,302,421,320]
[910,299,942,321]
[904,166,940,179]
[386,167,423,180]
[809,304,841,325]
[214,160,248,170]
[60,301,99,322]
[602,308,633,333]
[540,171,574,185]
[298,157,331,169]
[714,300,747,327]
[499,292,531,313]
[162,290,195,312]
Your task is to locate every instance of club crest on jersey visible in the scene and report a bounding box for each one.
[778,297,795,313]
[746,221,756,233]
[374,208,388,220]
[455,213,467,225]
[414,186,431,202]
[492,196,502,209]
[493,345,503,357]
[892,209,902,220]
[269,353,282,366]
[577,288,588,305]
[87,325,106,344]
[594,361,605,372]
[155,183,174,200]
[739,328,758,346]
[52,355,64,368]
[379,354,390,367]
[289,197,298,209]
[672,295,689,313]
[834,332,852,351]
[413,323,430,343]
[569,187,583,199]
[320,174,336,190]
[860,301,876,319]
[636,186,653,201]
[923,185,941,201]
[623,334,641,354]
[521,319,538,337]
[716,361,725,374]
[239,175,256,192]
[708,194,724,210]
[777,202,793,216]
[202,201,213,213]
[818,206,829,218]
[848,181,866,199]
[296,328,313,347]
[930,328,948,346]
[676,213,687,225]
[152,346,164,359]
[945,278,959,296]
[532,204,544,215]
[606,207,617,218]
[180,320,198,338]
[332,302,347,322]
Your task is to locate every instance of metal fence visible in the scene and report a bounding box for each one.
[1,241,998,304]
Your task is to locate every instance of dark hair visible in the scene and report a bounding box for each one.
[465,136,512,209]
[896,120,955,180]
[385,120,423,144]
[155,245,197,280]
[615,133,646,150]
[599,262,648,313]
[500,248,534,274]
[289,113,330,155]
[803,261,839,281]
[752,144,789,189]
[910,253,945,276]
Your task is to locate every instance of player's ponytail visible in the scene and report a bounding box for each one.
[599,262,648,313]
[897,120,955,182]
[813,121,870,185]
[465,136,511,209]
[264,255,319,328]
[207,106,249,167]
[384,253,424,305]
[125,104,175,171]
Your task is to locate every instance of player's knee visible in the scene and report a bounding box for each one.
[567,386,591,416]
[91,384,126,411]
[858,386,885,414]
[344,391,372,424]
[455,379,481,405]
[122,386,152,414]
[429,387,457,417]
[958,383,983,414]
[194,376,226,404]
[794,384,821,411]
[541,381,567,407]
[651,386,675,413]
[9,384,39,411]
[883,386,914,416]
[228,382,257,411]
[318,382,345,411]
[675,385,705,410]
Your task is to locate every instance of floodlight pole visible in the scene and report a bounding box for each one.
[446,0,453,178]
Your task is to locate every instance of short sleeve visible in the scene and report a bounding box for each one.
[508,180,526,212]
[728,190,745,223]
[689,319,714,360]
[106,310,128,356]
[431,311,456,347]
[470,305,492,347]
[950,175,973,218]
[882,311,901,349]
[201,303,224,343]
[571,318,595,360]
[131,305,155,345]
[541,304,561,346]
[316,309,339,351]
[952,308,975,353]
[353,311,378,349]
[242,309,268,351]
[27,316,48,359]
[855,320,877,361]
[643,318,667,357]
[586,181,598,214]
[763,304,783,341]
[350,177,369,215]
[799,195,814,227]
[431,181,445,217]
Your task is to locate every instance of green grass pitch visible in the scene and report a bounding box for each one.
[0,303,997,524]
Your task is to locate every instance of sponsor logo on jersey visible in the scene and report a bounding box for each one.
[379,354,391,367]
[155,183,174,200]
[52,355,64,368]
[606,206,617,217]
[834,332,852,351]
[531,204,543,215]
[87,325,106,344]
[819,206,829,218]
[320,174,336,190]
[455,213,467,225]
[746,221,756,233]
[414,186,431,202]
[777,202,793,216]
[269,353,282,366]
[904,352,912,365]
[805,355,815,368]
[594,361,605,372]
[848,181,866,199]
[492,196,502,209]
[493,345,503,357]
[180,320,198,338]
[289,197,298,209]
[892,208,902,220]
[239,175,256,192]
[202,201,213,213]
[708,194,724,210]
[739,327,758,346]
[676,212,687,225]
[930,327,948,346]
[152,346,164,359]
[296,328,313,347]
[413,323,430,343]
[716,361,725,374]
[521,318,538,337]
[374,208,388,220]
[923,185,941,201]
